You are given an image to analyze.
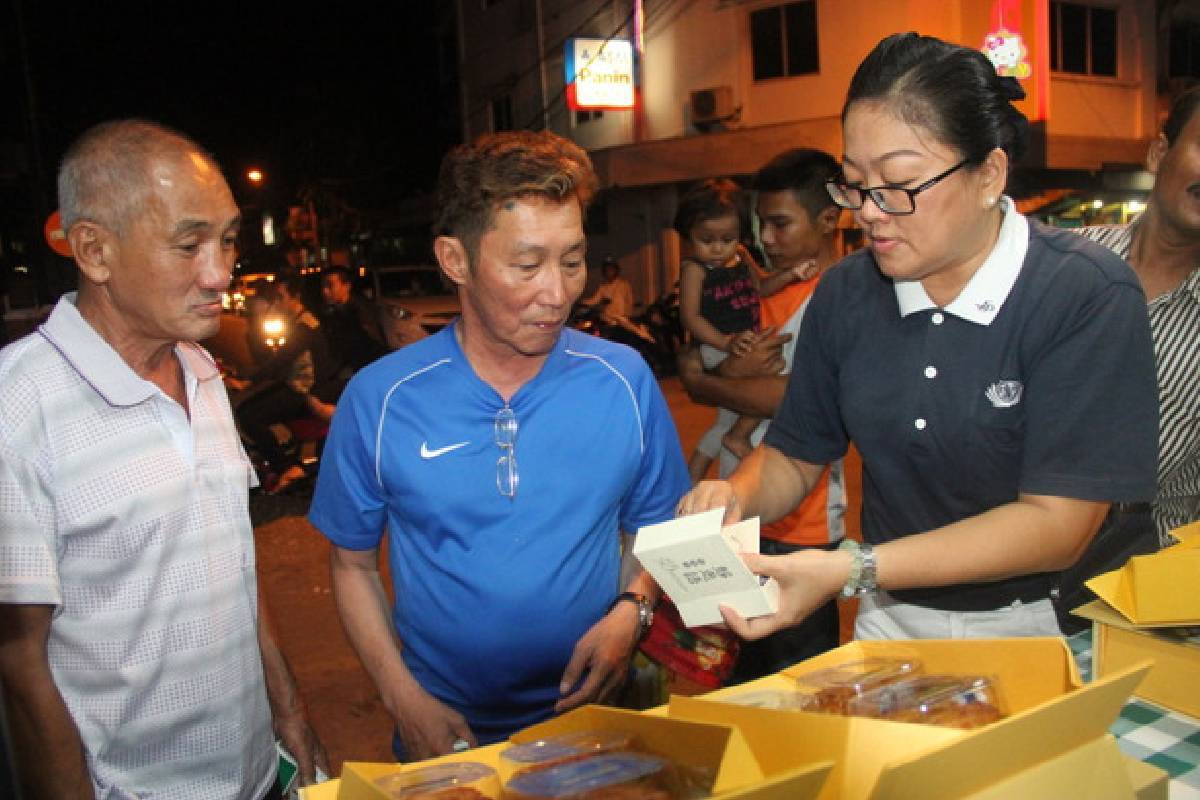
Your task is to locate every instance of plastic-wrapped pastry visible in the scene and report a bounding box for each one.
[499,731,635,783]
[502,752,676,800]
[848,674,1005,729]
[374,762,499,799]
[791,657,921,714]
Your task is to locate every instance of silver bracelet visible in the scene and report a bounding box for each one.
[838,539,878,597]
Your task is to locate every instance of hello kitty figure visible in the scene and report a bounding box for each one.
[983,28,1032,79]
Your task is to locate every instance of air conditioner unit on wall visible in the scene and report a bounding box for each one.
[690,86,735,124]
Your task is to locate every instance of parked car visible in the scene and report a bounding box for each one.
[369,265,460,349]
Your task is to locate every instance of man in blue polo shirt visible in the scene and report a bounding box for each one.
[309,131,688,760]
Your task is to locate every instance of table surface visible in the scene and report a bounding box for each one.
[1068,631,1200,799]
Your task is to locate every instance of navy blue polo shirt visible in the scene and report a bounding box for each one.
[764,205,1158,611]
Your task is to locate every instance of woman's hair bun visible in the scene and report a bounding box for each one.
[996,76,1026,102]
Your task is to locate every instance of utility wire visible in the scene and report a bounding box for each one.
[462,0,614,126]
[644,0,697,37]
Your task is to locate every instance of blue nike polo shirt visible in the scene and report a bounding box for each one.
[310,323,688,740]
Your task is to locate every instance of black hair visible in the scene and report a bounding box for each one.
[322,265,353,285]
[754,148,841,219]
[247,278,277,305]
[1163,84,1200,146]
[673,178,746,238]
[435,130,597,266]
[844,32,1029,168]
[276,270,305,298]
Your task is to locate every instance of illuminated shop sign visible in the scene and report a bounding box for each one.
[565,37,636,110]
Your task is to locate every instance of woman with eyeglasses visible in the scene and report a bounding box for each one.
[677,31,1159,641]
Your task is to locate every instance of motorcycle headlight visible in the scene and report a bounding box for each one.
[262,317,286,337]
[384,305,413,321]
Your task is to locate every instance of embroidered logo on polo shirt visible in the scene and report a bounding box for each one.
[976,300,996,313]
[985,380,1023,408]
[420,441,470,459]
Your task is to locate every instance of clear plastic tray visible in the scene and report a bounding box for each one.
[847,674,1005,729]
[502,752,674,799]
[499,730,635,780]
[720,689,812,711]
[374,761,499,799]
[791,657,921,714]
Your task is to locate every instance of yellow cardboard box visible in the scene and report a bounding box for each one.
[1124,753,1170,800]
[1085,521,1200,626]
[300,782,338,800]
[338,750,505,800]
[300,780,339,800]
[668,638,1150,799]
[1075,597,1200,717]
[959,735,1164,800]
[333,705,833,799]
[301,745,1166,800]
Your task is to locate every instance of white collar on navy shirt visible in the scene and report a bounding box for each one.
[894,196,1030,325]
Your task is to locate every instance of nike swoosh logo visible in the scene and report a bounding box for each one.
[420,441,470,459]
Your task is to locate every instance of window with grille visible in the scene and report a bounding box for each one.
[1050,2,1118,77]
[1169,18,1200,79]
[750,1,819,81]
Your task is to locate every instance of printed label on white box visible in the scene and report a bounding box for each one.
[633,507,779,628]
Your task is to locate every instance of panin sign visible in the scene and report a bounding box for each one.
[565,37,635,110]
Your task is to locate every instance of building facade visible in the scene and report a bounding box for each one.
[456,0,1198,304]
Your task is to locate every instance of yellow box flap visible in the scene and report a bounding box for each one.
[1085,521,1200,625]
[668,695,960,800]
[299,779,340,800]
[1082,598,1200,716]
[339,749,505,800]
[953,735,1136,800]
[1124,753,1170,800]
[511,705,763,794]
[1169,519,1200,546]
[870,661,1150,799]
[718,760,834,800]
[1075,598,1163,632]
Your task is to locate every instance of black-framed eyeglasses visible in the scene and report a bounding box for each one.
[494,406,518,498]
[825,160,969,216]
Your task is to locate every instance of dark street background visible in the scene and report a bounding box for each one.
[1,1,461,306]
[3,2,456,205]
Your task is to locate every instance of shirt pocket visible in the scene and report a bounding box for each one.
[194,460,256,571]
[972,403,1026,449]
[961,395,1027,503]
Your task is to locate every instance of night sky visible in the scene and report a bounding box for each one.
[5,2,457,214]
